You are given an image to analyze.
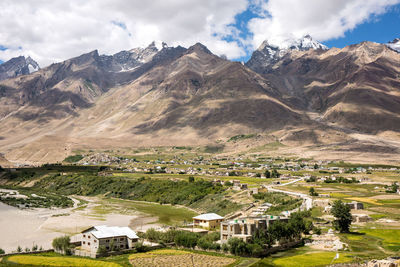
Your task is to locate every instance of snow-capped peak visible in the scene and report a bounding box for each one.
[277,35,328,51]
[246,35,327,71]
[386,38,400,53]
[25,56,40,73]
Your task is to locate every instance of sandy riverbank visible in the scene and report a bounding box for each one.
[0,198,141,253]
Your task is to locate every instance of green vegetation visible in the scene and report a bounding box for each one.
[309,187,318,196]
[97,198,197,225]
[0,188,73,209]
[271,251,353,267]
[63,154,84,163]
[331,200,352,233]
[359,229,400,252]
[34,175,226,207]
[252,192,302,215]
[228,134,256,142]
[204,145,225,153]
[3,254,120,266]
[189,194,242,216]
[52,236,72,255]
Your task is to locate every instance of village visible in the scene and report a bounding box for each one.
[1,150,400,266]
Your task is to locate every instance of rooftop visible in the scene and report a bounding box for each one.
[83,225,138,239]
[193,213,224,221]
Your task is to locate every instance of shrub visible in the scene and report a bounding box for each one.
[97,246,108,256]
[52,236,71,255]
[174,231,199,248]
[0,248,5,254]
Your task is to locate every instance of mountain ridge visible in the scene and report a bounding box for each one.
[0,38,400,165]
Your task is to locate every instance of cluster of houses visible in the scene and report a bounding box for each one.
[71,212,290,258]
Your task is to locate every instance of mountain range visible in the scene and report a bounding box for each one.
[0,36,400,165]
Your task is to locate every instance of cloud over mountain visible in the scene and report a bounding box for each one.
[0,0,399,66]
[0,0,247,66]
[248,0,400,48]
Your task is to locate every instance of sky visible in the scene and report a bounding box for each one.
[0,0,399,66]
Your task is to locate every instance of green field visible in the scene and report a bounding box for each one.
[93,198,198,225]
[3,254,120,266]
[359,229,400,252]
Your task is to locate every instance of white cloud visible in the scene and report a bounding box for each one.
[248,0,400,49]
[0,0,248,66]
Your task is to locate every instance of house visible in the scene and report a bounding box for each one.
[75,225,139,257]
[346,201,364,210]
[220,215,289,243]
[193,213,224,229]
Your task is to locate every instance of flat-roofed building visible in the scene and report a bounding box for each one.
[193,213,224,229]
[220,215,289,243]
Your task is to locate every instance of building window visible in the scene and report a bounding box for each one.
[83,234,86,238]
[120,244,124,248]
[88,236,91,239]
[106,239,109,243]
[83,241,85,244]
[114,238,117,242]
[88,242,90,246]
[120,238,124,241]
[106,246,109,250]
[94,240,97,243]
[223,225,227,231]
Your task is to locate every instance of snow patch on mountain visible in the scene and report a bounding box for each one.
[387,38,400,52]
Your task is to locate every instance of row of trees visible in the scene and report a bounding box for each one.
[142,211,312,257]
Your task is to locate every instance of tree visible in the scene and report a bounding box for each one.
[309,187,318,196]
[188,176,195,183]
[386,182,399,193]
[52,236,72,255]
[264,170,271,178]
[97,245,108,257]
[227,238,249,256]
[17,246,22,253]
[271,169,280,178]
[0,248,5,255]
[314,163,319,169]
[331,200,352,233]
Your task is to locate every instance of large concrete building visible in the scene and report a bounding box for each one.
[75,225,139,257]
[220,216,288,243]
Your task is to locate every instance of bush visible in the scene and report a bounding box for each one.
[228,238,249,256]
[52,236,71,255]
[97,245,108,256]
[0,248,5,254]
[134,242,147,253]
[145,228,161,242]
[174,231,199,248]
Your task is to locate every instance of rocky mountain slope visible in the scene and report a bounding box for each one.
[246,39,400,134]
[246,35,328,73]
[0,56,39,81]
[0,37,400,164]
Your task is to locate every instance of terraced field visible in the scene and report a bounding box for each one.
[129,249,237,267]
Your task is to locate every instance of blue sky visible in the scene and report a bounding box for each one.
[324,5,400,48]
[0,1,399,66]
[233,3,400,62]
